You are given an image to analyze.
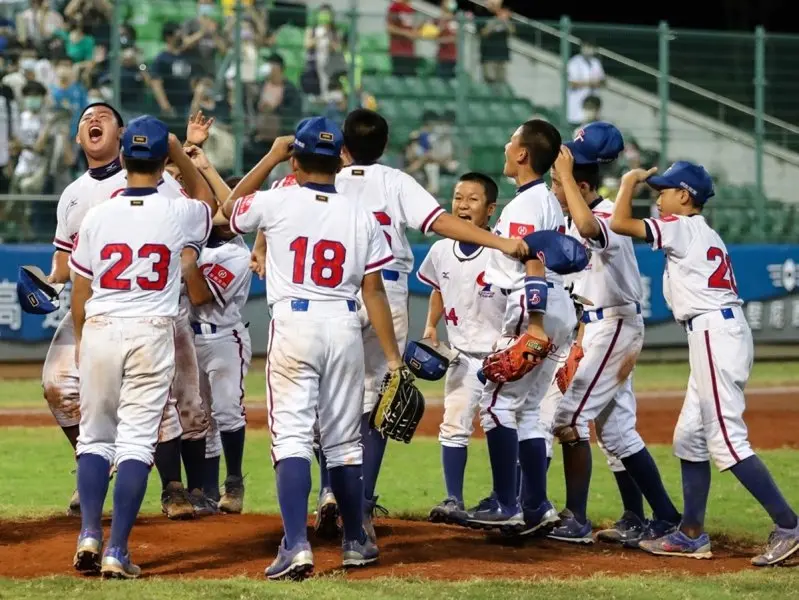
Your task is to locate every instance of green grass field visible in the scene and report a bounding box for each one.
[1,367,799,598]
[1,360,798,410]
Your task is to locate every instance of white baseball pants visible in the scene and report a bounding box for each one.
[439,352,485,448]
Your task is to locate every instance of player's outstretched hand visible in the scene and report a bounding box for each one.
[186,110,215,147]
[553,145,574,177]
[249,249,265,280]
[421,326,439,347]
[500,237,529,260]
[621,166,658,186]
[268,135,295,163]
[185,144,211,171]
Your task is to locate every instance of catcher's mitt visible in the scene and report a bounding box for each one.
[481,333,551,383]
[555,343,584,393]
[369,367,425,443]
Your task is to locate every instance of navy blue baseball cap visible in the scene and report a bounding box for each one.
[565,121,624,165]
[292,116,343,157]
[647,161,715,204]
[121,115,169,160]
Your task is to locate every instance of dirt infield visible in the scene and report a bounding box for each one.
[3,388,799,448]
[0,514,775,580]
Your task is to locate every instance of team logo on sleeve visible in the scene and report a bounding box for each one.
[476,271,495,298]
[509,223,534,238]
[201,263,235,289]
[237,194,255,215]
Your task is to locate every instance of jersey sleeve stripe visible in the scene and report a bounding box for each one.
[206,277,227,308]
[595,216,610,249]
[69,258,93,278]
[416,271,440,290]
[420,206,446,234]
[365,254,394,274]
[184,242,202,256]
[229,199,244,234]
[53,237,73,251]
[645,218,663,249]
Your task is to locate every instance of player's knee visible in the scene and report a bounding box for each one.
[325,441,362,469]
[599,430,644,461]
[272,441,314,466]
[439,421,473,447]
[672,425,708,463]
[77,445,114,465]
[115,444,156,467]
[439,435,469,449]
[554,424,587,444]
[479,406,513,433]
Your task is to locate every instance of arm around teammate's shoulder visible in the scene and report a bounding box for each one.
[609,168,656,241]
[181,247,215,306]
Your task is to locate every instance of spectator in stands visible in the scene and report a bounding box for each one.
[566,40,605,128]
[387,0,418,77]
[480,1,513,85]
[182,0,226,78]
[0,15,16,54]
[254,53,301,144]
[435,0,458,79]
[2,48,41,100]
[15,0,64,50]
[191,75,230,123]
[149,21,195,119]
[63,0,112,48]
[54,16,95,63]
[304,4,343,98]
[49,57,87,139]
[572,94,602,136]
[0,72,18,195]
[405,110,445,194]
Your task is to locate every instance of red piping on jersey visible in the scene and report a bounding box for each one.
[569,319,623,427]
[704,330,740,463]
[486,294,526,427]
[207,278,227,307]
[650,219,663,249]
[366,254,394,272]
[229,199,243,235]
[595,217,610,249]
[420,206,445,234]
[54,237,73,251]
[417,272,440,290]
[266,320,277,463]
[70,259,93,278]
[202,203,212,243]
[233,328,247,423]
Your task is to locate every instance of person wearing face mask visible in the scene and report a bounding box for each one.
[182,0,226,78]
[15,0,64,49]
[435,0,459,79]
[0,68,19,195]
[304,4,342,98]
[97,47,147,112]
[9,81,54,206]
[480,2,514,85]
[50,57,89,140]
[55,18,96,64]
[150,21,195,120]
[566,41,606,129]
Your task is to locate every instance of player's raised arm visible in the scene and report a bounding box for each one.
[430,212,529,259]
[186,144,232,205]
[181,247,215,306]
[554,146,601,240]
[221,136,295,219]
[610,167,657,240]
[167,134,217,214]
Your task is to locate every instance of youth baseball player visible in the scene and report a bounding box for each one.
[70,117,212,579]
[544,123,681,545]
[43,103,214,519]
[218,117,403,580]
[610,161,799,565]
[465,119,576,535]
[182,223,252,514]
[415,172,505,524]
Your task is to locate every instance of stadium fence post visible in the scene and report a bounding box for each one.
[657,20,670,173]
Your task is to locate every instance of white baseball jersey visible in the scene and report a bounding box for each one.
[416,239,505,354]
[229,184,392,306]
[484,180,566,292]
[69,191,212,318]
[53,169,187,253]
[335,164,446,274]
[190,235,252,329]
[642,214,742,321]
[566,198,643,308]
[270,174,297,189]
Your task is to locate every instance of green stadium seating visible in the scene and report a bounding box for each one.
[275,25,304,50]
[360,33,389,53]
[361,52,392,75]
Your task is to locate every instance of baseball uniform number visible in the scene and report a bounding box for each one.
[99,243,170,291]
[706,247,738,293]
[444,307,459,326]
[289,237,347,288]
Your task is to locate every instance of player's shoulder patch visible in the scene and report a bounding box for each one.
[658,215,680,223]
[201,263,236,289]
[593,211,612,218]
[237,193,256,215]
[509,222,535,238]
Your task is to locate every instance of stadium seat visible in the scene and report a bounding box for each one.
[275,25,305,50]
[360,32,389,53]
[362,52,392,75]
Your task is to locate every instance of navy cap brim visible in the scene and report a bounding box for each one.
[645,174,677,190]
[123,149,167,161]
[564,141,596,165]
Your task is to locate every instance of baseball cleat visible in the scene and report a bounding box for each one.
[161,481,195,520]
[518,500,560,537]
[218,475,245,514]
[428,496,467,526]
[73,529,102,573]
[342,533,379,567]
[623,517,678,549]
[596,510,647,544]
[264,538,314,581]
[363,495,388,543]
[638,530,712,559]
[189,488,219,517]
[314,487,340,539]
[100,546,142,579]
[751,522,799,567]
[67,488,81,517]
[465,494,525,533]
[547,509,594,544]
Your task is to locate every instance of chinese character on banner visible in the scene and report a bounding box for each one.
[746,302,763,330]
[43,281,71,330]
[640,276,652,318]
[769,301,785,330]
[792,300,799,328]
[0,280,22,331]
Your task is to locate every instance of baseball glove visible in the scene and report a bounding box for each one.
[481,333,551,383]
[555,342,585,393]
[370,367,425,443]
